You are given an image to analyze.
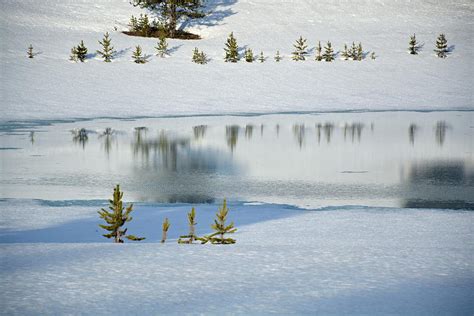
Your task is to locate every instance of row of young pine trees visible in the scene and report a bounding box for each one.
[98,185,237,244]
[26,32,451,62]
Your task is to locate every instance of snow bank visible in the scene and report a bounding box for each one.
[1,0,473,121]
[0,199,473,314]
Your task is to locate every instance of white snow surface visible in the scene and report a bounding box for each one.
[0,200,473,314]
[1,0,473,121]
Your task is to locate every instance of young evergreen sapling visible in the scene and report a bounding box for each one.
[315,41,323,61]
[27,44,34,58]
[274,50,282,62]
[292,36,308,61]
[409,33,419,55]
[341,44,349,60]
[155,34,168,57]
[224,32,239,62]
[349,42,358,60]
[97,32,116,62]
[323,41,334,62]
[201,199,237,244]
[69,47,78,62]
[244,48,254,62]
[98,184,145,243]
[128,15,139,32]
[161,218,170,243]
[258,51,265,63]
[178,207,200,244]
[371,52,376,60]
[138,14,150,37]
[132,45,146,63]
[356,42,364,61]
[434,33,448,58]
[76,40,88,62]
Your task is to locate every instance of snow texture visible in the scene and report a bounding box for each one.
[1,0,473,121]
[0,200,473,315]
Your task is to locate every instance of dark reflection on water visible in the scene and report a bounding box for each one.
[403,161,474,209]
[1,112,473,208]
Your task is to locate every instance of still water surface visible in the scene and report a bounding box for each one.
[1,111,472,209]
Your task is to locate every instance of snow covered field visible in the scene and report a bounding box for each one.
[1,1,473,314]
[1,200,473,314]
[1,0,473,120]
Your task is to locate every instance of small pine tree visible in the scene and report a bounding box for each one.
[323,41,334,62]
[98,185,145,243]
[97,32,116,62]
[201,199,237,244]
[292,36,308,61]
[274,50,282,62]
[349,42,358,60]
[258,51,265,63]
[224,32,239,62]
[76,40,88,62]
[409,33,419,55]
[178,207,200,244]
[69,46,78,62]
[244,48,254,62]
[155,35,168,57]
[27,44,34,58]
[138,14,150,37]
[315,41,323,61]
[192,47,208,64]
[161,218,170,243]
[434,33,448,58]
[371,52,376,60]
[341,44,349,60]
[132,45,146,63]
[356,42,364,61]
[128,15,139,32]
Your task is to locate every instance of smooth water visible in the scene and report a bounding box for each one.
[1,111,473,209]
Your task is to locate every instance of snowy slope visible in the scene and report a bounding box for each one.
[1,0,473,120]
[1,200,473,314]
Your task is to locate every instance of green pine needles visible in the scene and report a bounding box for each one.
[192,47,208,64]
[434,33,448,58]
[323,41,334,62]
[315,41,323,61]
[97,32,116,62]
[201,199,237,244]
[224,32,239,62]
[178,207,201,244]
[155,35,168,57]
[70,40,87,62]
[409,33,419,55]
[292,36,308,61]
[258,51,265,63]
[98,185,145,243]
[274,50,282,62]
[132,45,146,63]
[244,48,254,62]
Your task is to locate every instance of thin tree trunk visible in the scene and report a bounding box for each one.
[169,2,177,38]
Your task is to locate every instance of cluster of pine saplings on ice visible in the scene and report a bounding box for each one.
[26,31,451,63]
[98,185,237,244]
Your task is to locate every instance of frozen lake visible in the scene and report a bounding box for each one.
[1,111,473,209]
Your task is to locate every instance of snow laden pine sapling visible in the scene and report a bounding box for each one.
[292,36,308,61]
[409,33,419,55]
[161,218,170,243]
[341,44,350,60]
[178,207,201,244]
[76,40,88,62]
[357,43,364,61]
[434,34,448,58]
[201,199,237,244]
[132,45,146,63]
[274,50,282,62]
[155,34,168,57]
[323,41,334,62]
[258,51,265,63]
[244,48,254,62]
[224,32,239,62]
[27,44,34,58]
[192,47,208,64]
[69,46,78,62]
[314,41,323,61]
[98,185,145,243]
[97,32,116,62]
